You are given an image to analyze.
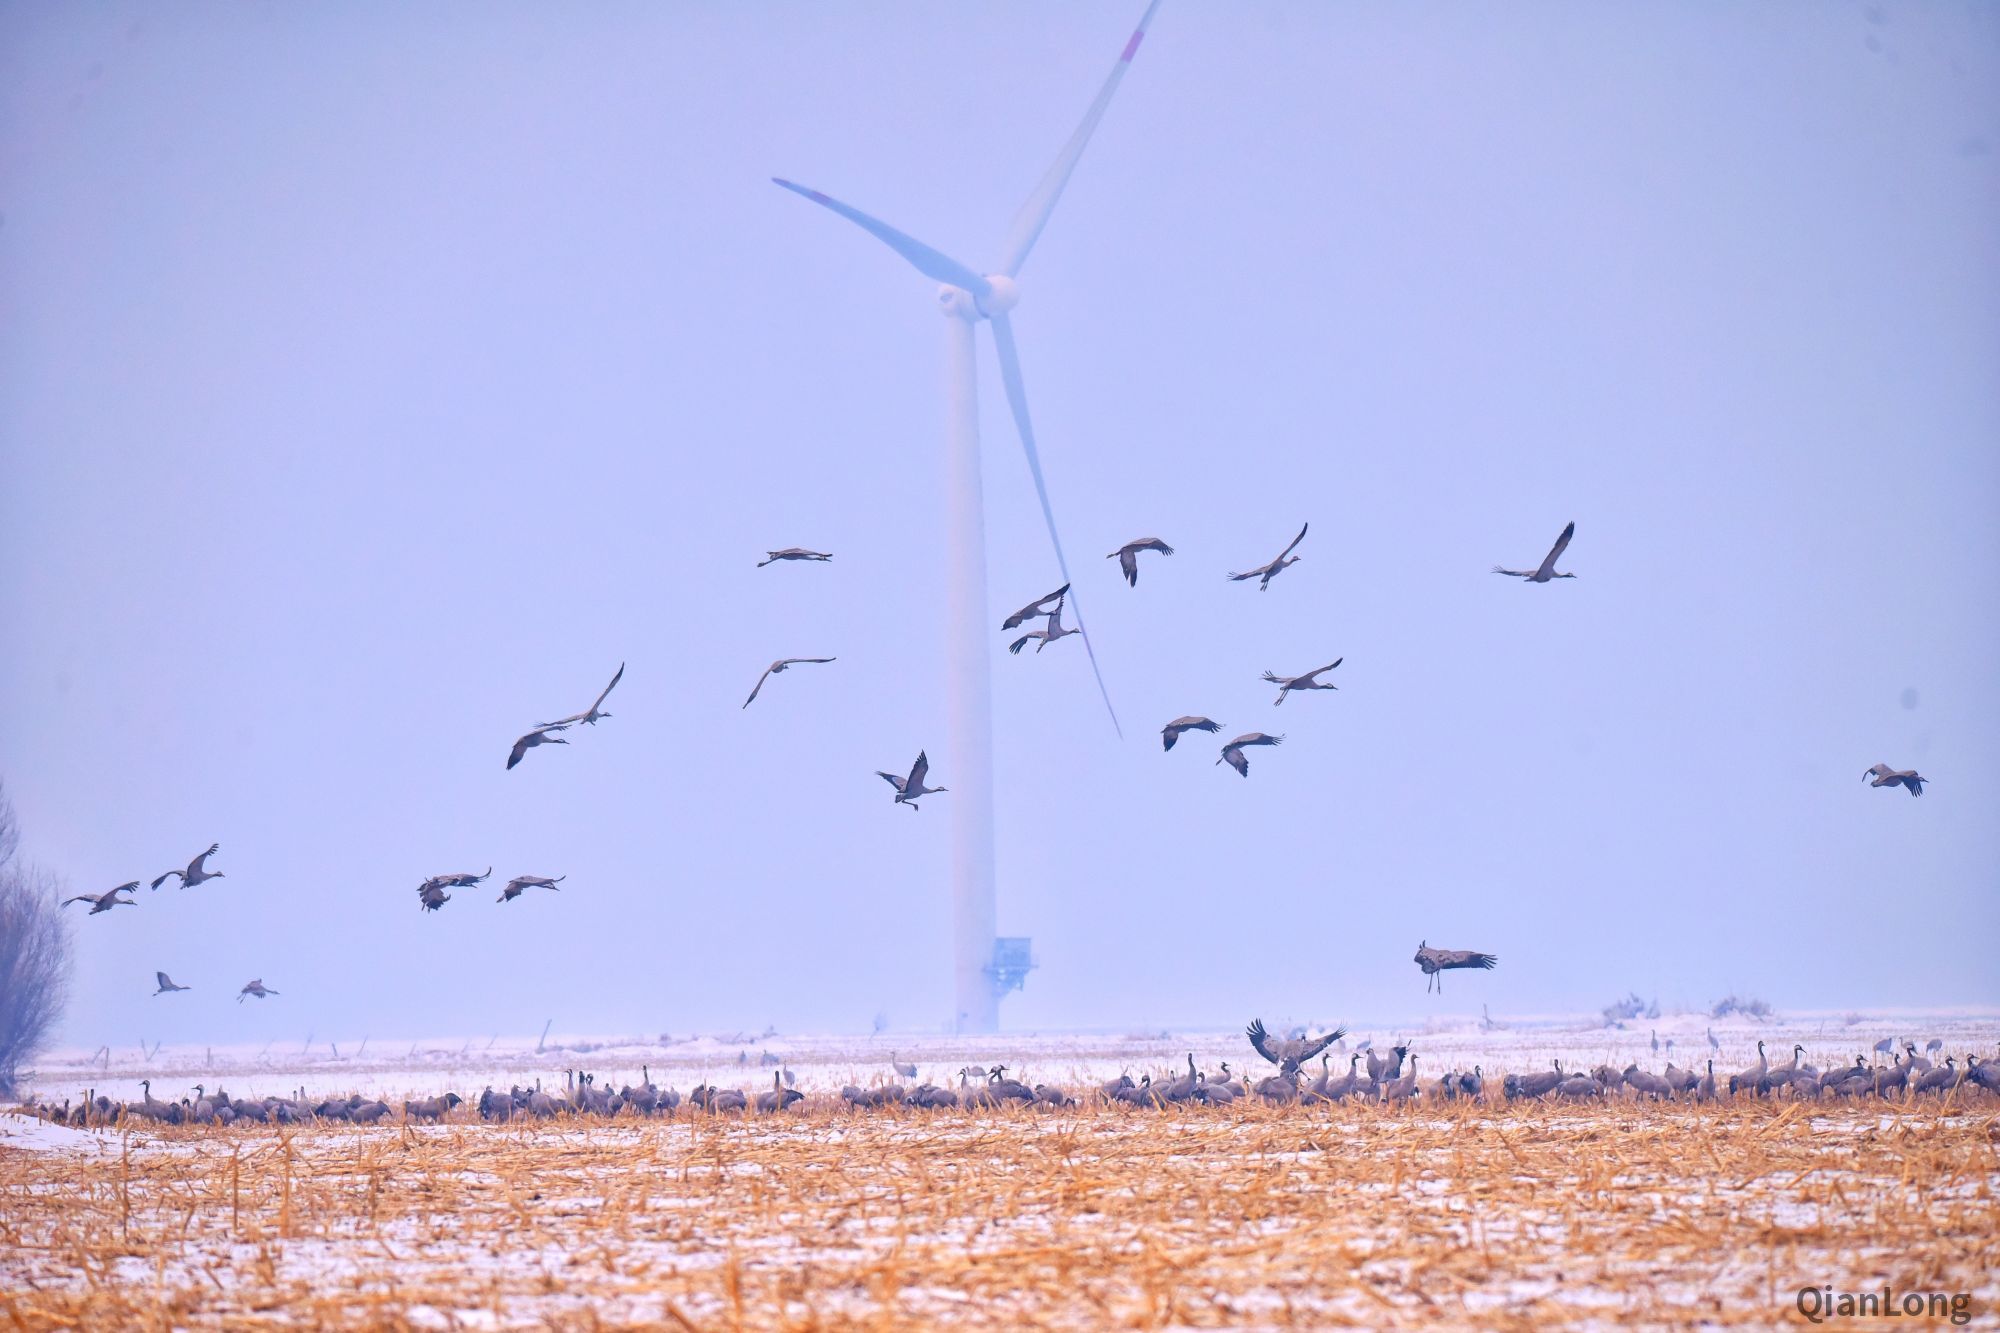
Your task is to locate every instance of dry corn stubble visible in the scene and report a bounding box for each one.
[2,1097,1996,1329]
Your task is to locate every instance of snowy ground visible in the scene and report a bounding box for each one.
[5,1009,1997,1330]
[18,1006,1999,1108]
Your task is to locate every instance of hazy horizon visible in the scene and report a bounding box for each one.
[4,2,1996,1050]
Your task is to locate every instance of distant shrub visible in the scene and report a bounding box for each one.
[0,782,73,1098]
[1600,992,1658,1026]
[1711,994,1773,1020]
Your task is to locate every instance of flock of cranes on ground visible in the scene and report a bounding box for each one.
[28,1027,1998,1129]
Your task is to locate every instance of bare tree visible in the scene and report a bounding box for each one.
[0,782,17,871]
[0,780,73,1098]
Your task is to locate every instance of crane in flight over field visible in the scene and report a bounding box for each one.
[1863,764,1928,797]
[1009,597,1079,655]
[743,658,836,709]
[507,726,567,770]
[539,663,624,729]
[1107,537,1173,587]
[152,971,192,996]
[1001,584,1069,632]
[1160,716,1222,751]
[1262,659,1341,706]
[757,548,832,566]
[1216,732,1283,777]
[1493,521,1578,582]
[499,875,565,903]
[877,752,947,810]
[1413,942,1499,993]
[1246,1018,1348,1076]
[64,884,138,914]
[1228,523,1307,591]
[152,845,223,890]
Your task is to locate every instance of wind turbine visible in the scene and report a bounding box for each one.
[776,3,1159,1032]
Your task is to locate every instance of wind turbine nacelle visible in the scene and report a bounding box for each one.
[937,275,1020,321]
[937,285,978,319]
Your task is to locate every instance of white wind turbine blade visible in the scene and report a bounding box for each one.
[993,0,1164,278]
[989,311,1122,738]
[772,178,992,299]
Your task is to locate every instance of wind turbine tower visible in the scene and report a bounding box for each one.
[776,4,1160,1032]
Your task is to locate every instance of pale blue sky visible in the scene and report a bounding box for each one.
[3,2,1995,1047]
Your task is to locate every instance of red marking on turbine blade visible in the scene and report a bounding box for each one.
[1121,29,1144,61]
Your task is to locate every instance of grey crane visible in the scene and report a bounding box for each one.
[404,1093,463,1123]
[1108,537,1173,587]
[1228,522,1308,591]
[1863,764,1928,797]
[237,978,279,1003]
[1507,1061,1563,1100]
[498,874,564,903]
[1008,595,1078,655]
[1913,1058,1959,1096]
[891,1053,919,1078]
[1304,1054,1336,1103]
[877,751,947,810]
[1325,1054,1366,1102]
[755,1071,803,1113]
[1160,716,1222,752]
[152,971,191,996]
[1623,1064,1673,1099]
[539,662,624,729]
[1162,1054,1202,1104]
[1200,1062,1243,1104]
[417,882,451,912]
[1873,1053,1913,1097]
[742,657,836,708]
[757,548,832,566]
[1493,521,1577,582]
[152,844,224,890]
[1217,732,1283,777]
[1246,1017,1348,1076]
[1382,1055,1421,1103]
[424,868,492,891]
[987,1065,1035,1104]
[1412,941,1499,994]
[1872,1036,1897,1060]
[1728,1039,1769,1095]
[1262,659,1341,706]
[1555,1066,1605,1099]
[1367,1044,1410,1082]
[1818,1056,1867,1096]
[1000,583,1069,632]
[64,884,138,914]
[507,726,569,770]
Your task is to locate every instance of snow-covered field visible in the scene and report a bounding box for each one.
[7,1010,1995,1329]
[20,1005,1999,1107]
